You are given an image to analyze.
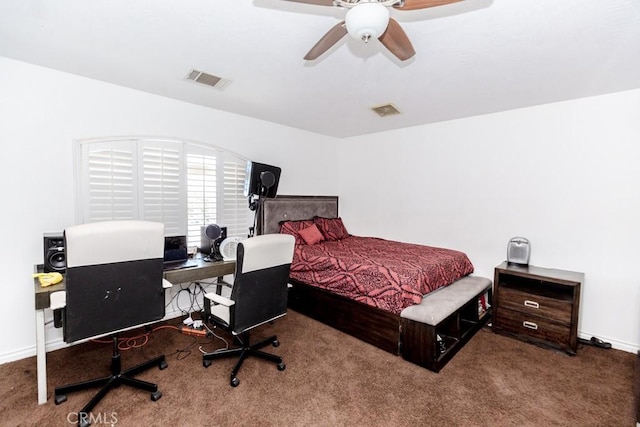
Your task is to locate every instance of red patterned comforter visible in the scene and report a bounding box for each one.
[290,236,474,314]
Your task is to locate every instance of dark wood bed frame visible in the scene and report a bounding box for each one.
[259,195,491,371]
[259,195,402,354]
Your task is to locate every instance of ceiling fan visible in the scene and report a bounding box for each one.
[281,0,463,61]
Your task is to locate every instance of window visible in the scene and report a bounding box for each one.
[75,137,253,247]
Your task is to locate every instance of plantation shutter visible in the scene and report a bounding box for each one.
[186,147,217,248]
[76,137,251,246]
[80,139,137,222]
[222,155,251,238]
[139,140,184,236]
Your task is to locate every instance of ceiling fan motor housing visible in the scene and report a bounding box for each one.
[345,3,390,41]
[294,0,459,61]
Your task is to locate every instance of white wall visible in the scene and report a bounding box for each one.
[0,57,340,363]
[3,53,639,363]
[339,89,640,352]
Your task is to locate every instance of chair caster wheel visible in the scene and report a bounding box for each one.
[230,377,240,387]
[272,339,280,347]
[54,394,67,405]
[203,359,212,368]
[151,390,162,401]
[159,360,168,370]
[277,362,286,371]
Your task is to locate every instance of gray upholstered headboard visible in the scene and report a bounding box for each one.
[259,195,338,235]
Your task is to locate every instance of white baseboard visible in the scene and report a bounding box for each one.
[0,346,42,365]
[578,331,639,353]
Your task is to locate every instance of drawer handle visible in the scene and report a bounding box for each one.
[523,321,538,330]
[524,300,539,309]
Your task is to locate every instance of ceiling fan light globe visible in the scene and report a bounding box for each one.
[345,3,390,42]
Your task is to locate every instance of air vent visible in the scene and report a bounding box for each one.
[371,103,401,117]
[186,69,230,89]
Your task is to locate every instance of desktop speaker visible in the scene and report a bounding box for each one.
[44,232,66,273]
[507,237,530,266]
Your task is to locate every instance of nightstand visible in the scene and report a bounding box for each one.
[493,262,583,355]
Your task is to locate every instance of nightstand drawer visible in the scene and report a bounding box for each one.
[498,286,572,324]
[495,307,571,348]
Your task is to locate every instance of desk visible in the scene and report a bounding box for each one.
[33,257,236,404]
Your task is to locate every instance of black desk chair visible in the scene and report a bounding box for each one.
[202,233,295,387]
[53,220,171,426]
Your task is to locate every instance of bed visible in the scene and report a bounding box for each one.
[259,195,492,371]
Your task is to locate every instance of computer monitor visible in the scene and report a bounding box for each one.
[243,161,281,198]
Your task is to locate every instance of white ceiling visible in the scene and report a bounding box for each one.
[1,0,639,138]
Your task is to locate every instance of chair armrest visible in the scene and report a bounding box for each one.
[204,292,235,307]
[50,291,66,310]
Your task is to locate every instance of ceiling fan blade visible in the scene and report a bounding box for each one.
[281,0,335,6]
[378,18,415,61]
[394,0,463,11]
[304,21,348,60]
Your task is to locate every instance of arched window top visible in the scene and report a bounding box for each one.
[74,137,252,247]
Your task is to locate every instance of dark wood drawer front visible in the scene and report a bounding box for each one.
[495,307,571,347]
[498,287,572,324]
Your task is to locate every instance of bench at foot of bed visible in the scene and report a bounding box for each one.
[400,276,492,373]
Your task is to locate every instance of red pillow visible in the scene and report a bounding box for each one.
[279,220,314,246]
[298,224,325,245]
[313,216,349,241]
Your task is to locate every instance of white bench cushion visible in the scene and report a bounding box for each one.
[400,276,491,326]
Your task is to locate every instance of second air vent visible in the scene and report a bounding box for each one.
[186,69,230,89]
[371,103,401,117]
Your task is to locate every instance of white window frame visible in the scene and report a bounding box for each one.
[74,136,252,247]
